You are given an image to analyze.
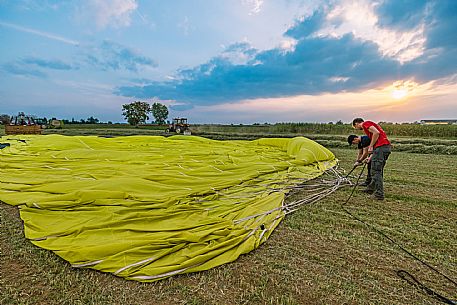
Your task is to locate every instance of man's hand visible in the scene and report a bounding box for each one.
[364,156,372,163]
[353,161,362,167]
[368,145,373,153]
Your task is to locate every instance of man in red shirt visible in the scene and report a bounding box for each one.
[352,118,391,200]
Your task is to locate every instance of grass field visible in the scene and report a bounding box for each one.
[191,123,457,138]
[2,123,457,154]
[1,133,456,304]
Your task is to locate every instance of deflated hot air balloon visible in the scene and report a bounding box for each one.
[0,135,341,281]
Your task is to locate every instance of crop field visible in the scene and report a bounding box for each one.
[0,125,456,305]
[191,123,457,138]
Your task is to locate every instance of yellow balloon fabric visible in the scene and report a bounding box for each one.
[0,135,336,281]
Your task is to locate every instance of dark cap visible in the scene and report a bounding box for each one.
[347,135,358,145]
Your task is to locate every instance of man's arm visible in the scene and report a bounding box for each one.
[354,148,369,166]
[368,126,380,152]
[359,147,369,161]
[356,149,363,162]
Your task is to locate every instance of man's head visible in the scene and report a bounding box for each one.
[352,118,364,130]
[347,134,360,145]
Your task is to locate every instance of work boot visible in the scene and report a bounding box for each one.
[361,188,374,195]
[370,194,384,201]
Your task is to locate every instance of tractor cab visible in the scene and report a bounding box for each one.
[167,118,190,134]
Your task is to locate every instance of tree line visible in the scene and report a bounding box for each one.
[0,101,169,127]
[0,115,104,125]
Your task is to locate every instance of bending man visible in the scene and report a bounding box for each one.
[347,134,371,187]
[352,118,391,200]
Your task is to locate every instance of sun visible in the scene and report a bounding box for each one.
[389,80,418,100]
[391,88,408,99]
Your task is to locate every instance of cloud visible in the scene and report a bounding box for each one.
[242,0,264,15]
[22,57,75,70]
[317,1,426,62]
[0,21,80,46]
[1,56,76,78]
[85,40,157,72]
[375,0,457,82]
[177,16,193,36]
[218,42,258,65]
[15,0,63,11]
[116,32,399,103]
[81,0,138,29]
[185,79,457,124]
[375,0,428,30]
[373,0,457,50]
[1,62,47,78]
[285,10,326,40]
[116,1,457,106]
[2,40,155,77]
[423,0,457,49]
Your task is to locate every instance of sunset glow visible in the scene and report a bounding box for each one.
[391,89,408,100]
[388,80,419,101]
[0,1,456,123]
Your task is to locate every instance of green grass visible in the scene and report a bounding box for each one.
[3,123,454,154]
[189,131,457,155]
[1,145,456,304]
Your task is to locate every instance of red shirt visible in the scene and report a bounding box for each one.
[362,121,390,148]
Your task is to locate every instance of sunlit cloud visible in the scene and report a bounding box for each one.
[388,80,419,100]
[242,0,264,15]
[118,0,456,108]
[81,0,138,29]
[317,0,426,63]
[278,38,297,52]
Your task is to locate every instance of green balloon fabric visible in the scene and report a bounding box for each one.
[0,135,336,281]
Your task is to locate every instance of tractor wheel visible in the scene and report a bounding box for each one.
[176,127,182,134]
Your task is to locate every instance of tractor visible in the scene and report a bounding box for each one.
[166,118,190,134]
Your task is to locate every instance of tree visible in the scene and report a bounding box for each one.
[151,102,169,124]
[122,101,151,126]
[86,116,100,124]
[0,114,11,125]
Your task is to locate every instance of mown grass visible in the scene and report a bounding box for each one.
[1,145,456,305]
[191,131,457,155]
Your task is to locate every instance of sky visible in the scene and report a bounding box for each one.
[0,0,456,124]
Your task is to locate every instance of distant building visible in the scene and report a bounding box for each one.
[420,119,457,125]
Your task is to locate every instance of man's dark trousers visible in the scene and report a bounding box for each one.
[366,145,391,198]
